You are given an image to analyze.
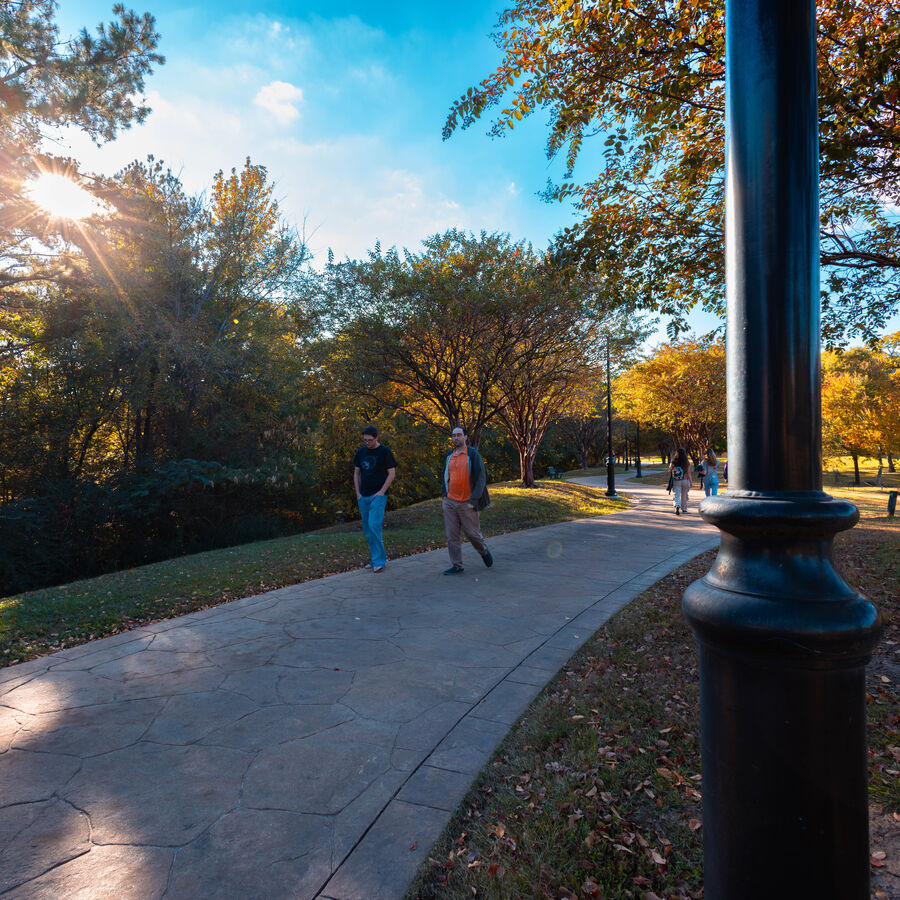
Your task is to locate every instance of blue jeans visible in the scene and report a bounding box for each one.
[704,475,719,496]
[358,493,387,567]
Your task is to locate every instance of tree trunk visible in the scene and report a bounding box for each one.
[852,452,860,485]
[519,447,536,488]
[889,452,896,473]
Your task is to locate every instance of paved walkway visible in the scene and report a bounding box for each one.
[0,475,718,899]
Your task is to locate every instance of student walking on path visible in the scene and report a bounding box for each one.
[441,425,493,574]
[702,448,720,496]
[669,447,693,515]
[353,425,397,573]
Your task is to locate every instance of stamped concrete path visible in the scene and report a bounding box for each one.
[0,475,718,899]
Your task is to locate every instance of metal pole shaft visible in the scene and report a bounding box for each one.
[605,335,618,498]
[635,422,642,478]
[682,2,882,897]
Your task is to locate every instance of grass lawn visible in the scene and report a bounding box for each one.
[407,492,898,899]
[0,480,627,667]
[826,455,900,489]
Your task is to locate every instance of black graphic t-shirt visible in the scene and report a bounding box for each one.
[353,444,398,497]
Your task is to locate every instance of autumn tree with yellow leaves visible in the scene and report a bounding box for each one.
[821,335,900,483]
[615,340,726,462]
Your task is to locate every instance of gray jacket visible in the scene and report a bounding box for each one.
[441,446,491,511]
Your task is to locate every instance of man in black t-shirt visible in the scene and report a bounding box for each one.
[352,425,397,573]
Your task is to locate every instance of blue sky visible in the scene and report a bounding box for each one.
[56,0,605,267]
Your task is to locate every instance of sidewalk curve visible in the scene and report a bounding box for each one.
[0,475,718,899]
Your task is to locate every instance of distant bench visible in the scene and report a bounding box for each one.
[546,466,561,479]
[832,470,889,488]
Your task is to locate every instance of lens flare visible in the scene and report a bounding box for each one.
[29,173,104,220]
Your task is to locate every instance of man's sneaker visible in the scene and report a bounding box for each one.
[675,507,681,515]
[373,565,385,573]
[443,564,464,575]
[481,550,493,568]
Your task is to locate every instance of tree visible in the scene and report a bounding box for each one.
[316,230,540,447]
[445,0,900,345]
[555,379,605,470]
[880,333,900,471]
[615,340,727,461]
[492,264,599,487]
[0,0,162,146]
[821,336,900,483]
[91,157,310,463]
[0,154,324,591]
[0,157,311,495]
[0,0,163,301]
[316,231,652,485]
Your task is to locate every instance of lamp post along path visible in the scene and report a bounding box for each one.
[605,334,619,499]
[682,1,882,897]
[635,422,642,478]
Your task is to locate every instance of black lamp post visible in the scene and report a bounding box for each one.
[682,1,882,897]
[604,334,619,499]
[634,422,642,478]
[624,435,630,471]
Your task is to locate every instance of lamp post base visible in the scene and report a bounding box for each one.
[683,491,882,899]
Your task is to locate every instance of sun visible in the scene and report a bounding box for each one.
[28,173,105,220]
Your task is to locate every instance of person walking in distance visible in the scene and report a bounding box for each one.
[353,425,397,573]
[702,447,720,497]
[669,447,692,515]
[441,425,493,575]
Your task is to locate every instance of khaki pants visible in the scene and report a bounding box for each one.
[673,477,691,511]
[442,496,487,566]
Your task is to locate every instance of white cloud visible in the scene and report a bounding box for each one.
[254,81,305,125]
[507,181,519,195]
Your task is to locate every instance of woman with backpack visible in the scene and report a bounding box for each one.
[669,447,692,515]
[703,448,719,496]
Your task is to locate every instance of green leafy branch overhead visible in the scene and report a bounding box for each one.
[445,0,900,345]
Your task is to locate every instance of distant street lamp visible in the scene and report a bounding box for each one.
[605,334,619,499]
[635,422,642,478]
[682,1,882,897]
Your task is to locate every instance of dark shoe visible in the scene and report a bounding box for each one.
[675,507,681,515]
[443,564,464,575]
[481,550,493,568]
